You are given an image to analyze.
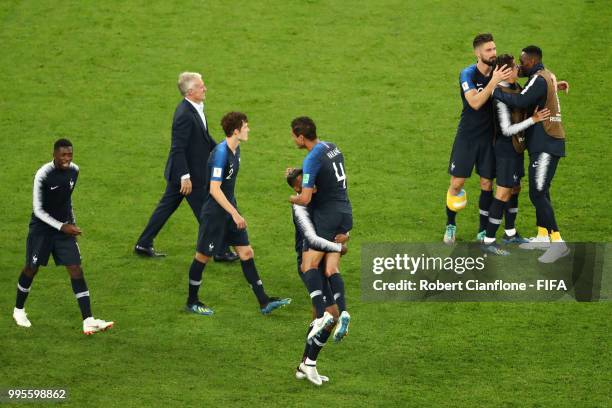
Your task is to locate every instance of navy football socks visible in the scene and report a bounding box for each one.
[479,190,493,232]
[240,259,269,306]
[303,268,325,318]
[188,258,206,304]
[15,272,33,309]
[328,273,346,312]
[71,277,92,320]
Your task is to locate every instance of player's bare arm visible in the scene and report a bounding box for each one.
[210,180,247,229]
[290,187,313,206]
[465,65,512,110]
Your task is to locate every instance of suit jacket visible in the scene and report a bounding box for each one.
[164,99,216,187]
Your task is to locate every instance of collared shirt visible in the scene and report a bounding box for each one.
[185,97,208,130]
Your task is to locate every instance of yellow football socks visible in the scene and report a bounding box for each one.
[537,226,548,238]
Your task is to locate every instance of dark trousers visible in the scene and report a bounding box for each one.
[137,183,229,253]
[528,152,560,232]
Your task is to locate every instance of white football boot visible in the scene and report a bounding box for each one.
[13,307,32,328]
[298,362,323,386]
[519,235,551,250]
[295,366,329,382]
[307,311,334,340]
[83,317,114,335]
[538,241,570,264]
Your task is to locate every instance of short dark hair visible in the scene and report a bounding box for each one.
[473,33,494,49]
[291,116,317,140]
[522,45,543,61]
[286,168,303,188]
[221,111,248,137]
[54,138,72,151]
[496,53,515,69]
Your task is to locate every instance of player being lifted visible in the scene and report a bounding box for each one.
[289,117,353,368]
[287,168,349,386]
[444,33,512,244]
[481,53,551,255]
[184,111,291,315]
[12,139,113,335]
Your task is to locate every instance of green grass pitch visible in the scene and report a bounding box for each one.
[0,1,610,406]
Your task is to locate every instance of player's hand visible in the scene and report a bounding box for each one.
[180,178,192,196]
[340,244,348,256]
[532,106,551,123]
[61,224,82,236]
[557,80,569,93]
[492,64,512,84]
[334,233,350,244]
[232,212,247,229]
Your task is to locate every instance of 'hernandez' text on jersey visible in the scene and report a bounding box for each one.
[302,141,351,213]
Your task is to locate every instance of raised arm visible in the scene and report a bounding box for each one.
[289,149,320,206]
[493,75,547,109]
[463,65,511,110]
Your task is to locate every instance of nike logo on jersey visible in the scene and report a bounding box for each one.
[476,83,483,87]
[209,243,214,250]
[50,186,59,190]
[532,161,539,168]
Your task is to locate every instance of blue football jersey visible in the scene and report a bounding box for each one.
[202,140,240,213]
[457,64,494,141]
[302,141,351,213]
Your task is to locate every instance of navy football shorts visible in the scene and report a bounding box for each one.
[25,230,81,267]
[197,211,249,256]
[448,136,495,179]
[495,154,525,188]
[308,209,353,244]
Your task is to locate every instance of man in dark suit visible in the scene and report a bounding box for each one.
[134,72,237,261]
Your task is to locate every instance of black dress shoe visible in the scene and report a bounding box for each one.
[214,251,239,262]
[134,245,166,257]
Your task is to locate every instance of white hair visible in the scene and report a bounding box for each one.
[177,72,202,96]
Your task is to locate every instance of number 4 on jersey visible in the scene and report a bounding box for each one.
[333,162,346,189]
